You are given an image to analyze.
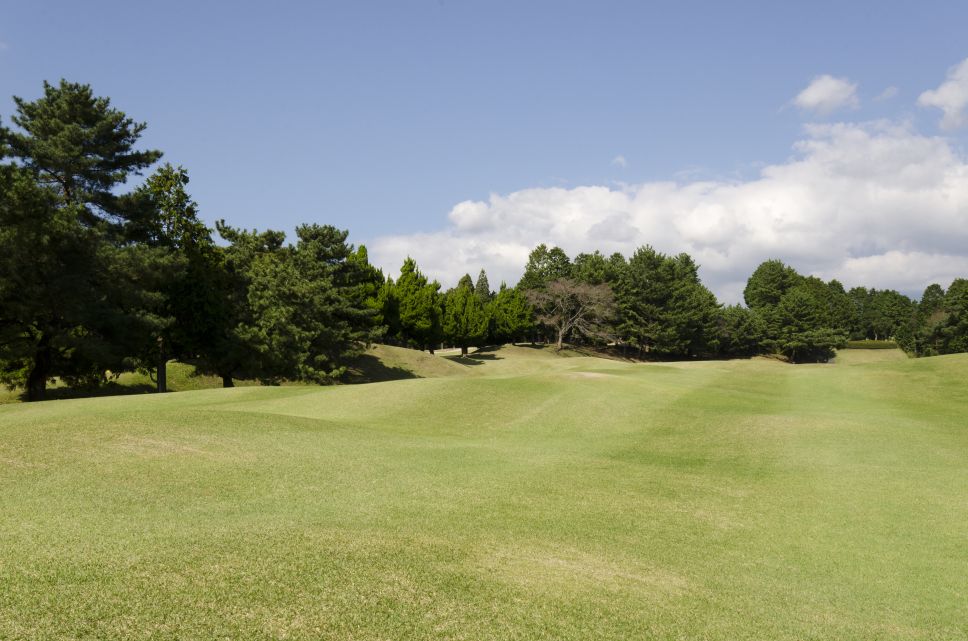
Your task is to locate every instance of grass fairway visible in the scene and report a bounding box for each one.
[0,347,966,640]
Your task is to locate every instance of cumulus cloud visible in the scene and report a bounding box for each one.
[611,155,627,168]
[918,58,968,130]
[793,75,860,114]
[368,120,968,303]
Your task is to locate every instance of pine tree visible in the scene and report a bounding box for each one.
[769,285,846,363]
[743,259,801,310]
[615,247,720,357]
[213,222,288,385]
[0,80,162,400]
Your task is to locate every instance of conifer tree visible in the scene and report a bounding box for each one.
[0,80,162,400]
[474,269,492,302]
[135,164,220,392]
[395,258,443,353]
[489,283,534,344]
[443,276,489,356]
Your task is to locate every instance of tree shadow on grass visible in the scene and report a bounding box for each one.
[27,381,157,402]
[344,353,420,383]
[466,346,505,360]
[442,355,485,367]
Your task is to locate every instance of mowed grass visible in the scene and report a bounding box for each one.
[0,348,965,640]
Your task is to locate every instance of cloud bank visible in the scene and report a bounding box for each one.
[369,118,968,304]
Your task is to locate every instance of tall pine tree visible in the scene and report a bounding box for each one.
[0,80,162,400]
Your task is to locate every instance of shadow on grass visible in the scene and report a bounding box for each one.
[344,353,420,383]
[24,381,158,402]
[443,355,485,367]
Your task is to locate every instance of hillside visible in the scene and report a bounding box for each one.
[0,347,966,640]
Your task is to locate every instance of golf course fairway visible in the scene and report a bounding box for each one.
[1,346,965,640]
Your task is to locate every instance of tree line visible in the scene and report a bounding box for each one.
[2,81,966,401]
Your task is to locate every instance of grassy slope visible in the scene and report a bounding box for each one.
[0,344,464,404]
[0,348,965,640]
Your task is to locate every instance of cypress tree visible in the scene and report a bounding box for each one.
[395,258,443,353]
[443,277,489,356]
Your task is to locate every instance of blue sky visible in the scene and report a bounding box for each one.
[3,1,968,300]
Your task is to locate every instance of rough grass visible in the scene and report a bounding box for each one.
[0,347,966,640]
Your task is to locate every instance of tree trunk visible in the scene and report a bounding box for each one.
[427,346,435,355]
[556,330,565,351]
[157,336,167,393]
[461,344,468,357]
[221,374,234,388]
[26,335,52,402]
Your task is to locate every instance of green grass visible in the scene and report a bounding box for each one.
[846,340,900,349]
[0,346,966,640]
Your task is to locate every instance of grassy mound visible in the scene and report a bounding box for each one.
[832,347,909,365]
[846,339,899,349]
[345,343,469,382]
[0,345,467,403]
[0,347,965,639]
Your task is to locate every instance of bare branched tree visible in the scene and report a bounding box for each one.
[526,278,617,350]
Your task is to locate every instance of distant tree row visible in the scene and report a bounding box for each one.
[3,80,967,401]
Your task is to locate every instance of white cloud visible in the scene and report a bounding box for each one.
[369,120,968,303]
[874,86,898,102]
[793,75,860,114]
[611,155,627,168]
[918,58,968,130]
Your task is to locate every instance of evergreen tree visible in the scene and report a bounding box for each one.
[135,163,220,392]
[213,222,288,385]
[518,244,571,291]
[474,268,493,302]
[349,245,387,340]
[443,277,489,356]
[743,259,801,310]
[0,80,162,400]
[489,283,533,345]
[769,285,846,362]
[716,305,766,358]
[395,258,443,352]
[213,224,379,384]
[377,276,402,344]
[920,283,946,316]
[939,279,968,353]
[616,247,720,357]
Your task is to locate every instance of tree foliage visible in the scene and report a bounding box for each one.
[443,276,489,356]
[0,80,164,399]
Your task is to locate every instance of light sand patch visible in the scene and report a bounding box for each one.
[478,545,688,597]
[0,456,38,469]
[566,371,614,380]
[112,436,226,460]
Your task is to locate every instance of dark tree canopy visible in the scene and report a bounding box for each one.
[0,81,165,400]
